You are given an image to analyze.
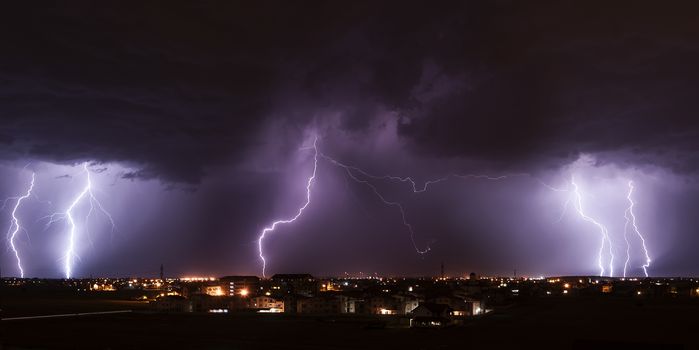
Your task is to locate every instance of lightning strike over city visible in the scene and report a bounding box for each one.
[43,163,115,279]
[319,153,432,255]
[3,2,699,347]
[308,159,568,195]
[5,172,35,278]
[257,139,570,277]
[570,177,615,277]
[625,180,652,277]
[257,137,319,278]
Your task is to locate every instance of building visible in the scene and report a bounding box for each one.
[228,296,252,311]
[204,285,226,296]
[428,295,481,316]
[271,274,318,296]
[393,294,420,314]
[190,294,229,313]
[150,295,191,313]
[319,280,340,292]
[366,295,401,315]
[409,303,452,328]
[297,294,353,314]
[220,276,260,296]
[283,294,307,314]
[250,296,284,312]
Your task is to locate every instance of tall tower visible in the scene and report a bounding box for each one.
[440,261,445,279]
[160,263,164,281]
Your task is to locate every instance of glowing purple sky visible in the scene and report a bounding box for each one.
[1,2,699,278]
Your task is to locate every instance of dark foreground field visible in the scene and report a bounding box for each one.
[2,293,698,349]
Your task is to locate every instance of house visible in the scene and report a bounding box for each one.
[409,303,452,328]
[204,285,226,296]
[150,295,191,313]
[229,295,252,311]
[393,294,420,314]
[220,276,260,296]
[190,293,229,313]
[283,294,308,314]
[271,274,318,296]
[428,295,482,316]
[410,303,452,318]
[366,295,401,315]
[250,296,284,312]
[297,294,353,314]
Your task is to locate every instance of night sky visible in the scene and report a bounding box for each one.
[2,1,699,278]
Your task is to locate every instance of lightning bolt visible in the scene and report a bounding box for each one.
[319,163,566,194]
[257,137,434,277]
[255,136,568,277]
[570,176,614,277]
[312,163,449,194]
[5,172,36,278]
[44,162,115,279]
[315,157,568,256]
[319,153,432,255]
[622,212,632,278]
[624,180,651,277]
[257,137,318,278]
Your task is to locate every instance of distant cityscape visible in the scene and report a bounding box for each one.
[4,272,699,328]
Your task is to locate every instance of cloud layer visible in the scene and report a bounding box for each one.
[1,2,698,182]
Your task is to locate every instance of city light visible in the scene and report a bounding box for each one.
[180,277,216,282]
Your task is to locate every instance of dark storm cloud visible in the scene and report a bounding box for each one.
[1,1,699,183]
[0,2,288,182]
[396,1,699,174]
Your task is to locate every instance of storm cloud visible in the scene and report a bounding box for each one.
[0,1,697,182]
[1,1,699,278]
